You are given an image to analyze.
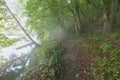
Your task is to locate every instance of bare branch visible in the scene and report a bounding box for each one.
[3,0,39,46]
[16,42,34,50]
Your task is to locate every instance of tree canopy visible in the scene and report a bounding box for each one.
[0,0,120,80]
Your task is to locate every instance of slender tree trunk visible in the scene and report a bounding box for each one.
[101,0,118,35]
[101,0,111,35]
[74,21,79,35]
[3,0,39,46]
[109,0,118,26]
[72,0,81,35]
[103,12,111,35]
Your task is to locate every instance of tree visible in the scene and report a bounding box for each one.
[20,0,86,39]
[0,0,19,47]
[101,0,119,35]
[3,0,39,46]
[87,0,119,35]
[71,0,81,35]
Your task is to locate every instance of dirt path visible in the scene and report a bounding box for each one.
[56,39,94,80]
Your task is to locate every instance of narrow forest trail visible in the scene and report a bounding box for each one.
[56,38,94,80]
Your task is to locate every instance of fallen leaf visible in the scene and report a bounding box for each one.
[75,73,79,78]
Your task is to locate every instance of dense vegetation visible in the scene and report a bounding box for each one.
[83,32,120,80]
[0,0,120,80]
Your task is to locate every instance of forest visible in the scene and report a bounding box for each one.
[0,0,120,80]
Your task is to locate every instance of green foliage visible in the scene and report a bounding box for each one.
[23,41,64,80]
[0,34,19,47]
[40,41,63,78]
[110,33,120,40]
[18,0,120,79]
[94,53,120,80]
[0,24,4,29]
[0,0,4,5]
[20,0,75,40]
[100,42,111,53]
[92,33,120,80]
[0,4,20,48]
[102,0,111,11]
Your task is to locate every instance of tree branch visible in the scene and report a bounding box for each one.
[3,0,39,46]
[16,42,34,49]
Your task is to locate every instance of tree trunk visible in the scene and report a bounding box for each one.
[103,12,111,35]
[109,0,118,26]
[102,0,118,36]
[72,0,81,35]
[3,0,39,46]
[74,21,79,35]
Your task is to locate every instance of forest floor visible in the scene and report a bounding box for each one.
[56,36,95,80]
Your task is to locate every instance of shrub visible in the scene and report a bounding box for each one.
[20,41,64,80]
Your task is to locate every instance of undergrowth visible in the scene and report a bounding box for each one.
[84,32,120,80]
[21,41,64,80]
